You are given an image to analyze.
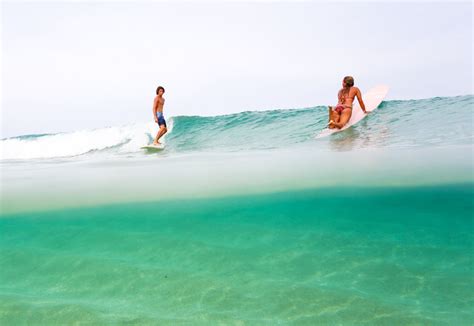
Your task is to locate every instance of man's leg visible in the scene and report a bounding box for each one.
[154,125,167,144]
[153,130,160,144]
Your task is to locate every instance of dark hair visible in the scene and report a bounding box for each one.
[156,86,165,95]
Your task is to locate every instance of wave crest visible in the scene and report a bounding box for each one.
[1,95,472,160]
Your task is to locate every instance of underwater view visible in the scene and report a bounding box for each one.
[1,95,473,324]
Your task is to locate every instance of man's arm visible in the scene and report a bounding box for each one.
[356,88,367,113]
[152,97,158,122]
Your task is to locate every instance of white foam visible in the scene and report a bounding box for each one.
[0,120,172,160]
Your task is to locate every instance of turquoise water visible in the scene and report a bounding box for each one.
[1,95,473,324]
[1,95,472,160]
[166,95,473,152]
[1,185,473,324]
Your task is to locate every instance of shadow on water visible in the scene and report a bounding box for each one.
[329,128,360,151]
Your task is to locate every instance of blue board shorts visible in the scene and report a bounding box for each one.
[156,112,167,128]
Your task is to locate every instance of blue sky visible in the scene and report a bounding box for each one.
[1,1,472,137]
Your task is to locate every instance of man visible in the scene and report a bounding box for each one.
[152,86,167,145]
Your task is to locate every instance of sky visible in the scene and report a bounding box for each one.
[1,1,472,138]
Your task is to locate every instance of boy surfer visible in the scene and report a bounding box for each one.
[152,86,167,145]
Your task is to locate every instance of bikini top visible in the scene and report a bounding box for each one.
[338,87,354,106]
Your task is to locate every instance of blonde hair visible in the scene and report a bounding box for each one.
[338,76,354,103]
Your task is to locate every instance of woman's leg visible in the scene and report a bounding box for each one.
[329,108,352,129]
[328,107,341,129]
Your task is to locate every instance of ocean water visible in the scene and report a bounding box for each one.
[1,95,473,324]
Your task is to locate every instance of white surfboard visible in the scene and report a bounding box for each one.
[315,85,389,139]
[141,144,165,151]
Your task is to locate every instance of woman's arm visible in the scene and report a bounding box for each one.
[356,88,367,113]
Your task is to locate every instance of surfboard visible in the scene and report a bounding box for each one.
[141,144,165,151]
[315,85,389,139]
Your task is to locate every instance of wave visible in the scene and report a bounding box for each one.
[0,122,172,160]
[1,95,472,160]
